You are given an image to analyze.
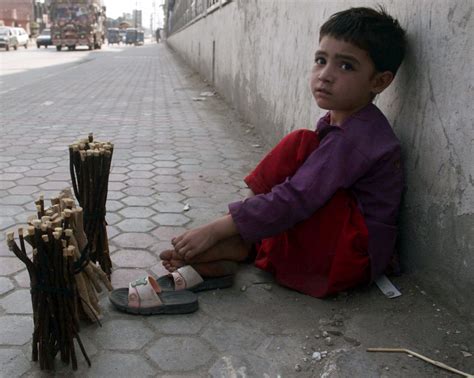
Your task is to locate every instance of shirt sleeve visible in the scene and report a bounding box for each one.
[228,130,371,242]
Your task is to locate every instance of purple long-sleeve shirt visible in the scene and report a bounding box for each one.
[229,103,403,280]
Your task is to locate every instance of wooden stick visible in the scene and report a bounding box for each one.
[367,348,474,377]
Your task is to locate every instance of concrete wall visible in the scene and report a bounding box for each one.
[167,0,474,316]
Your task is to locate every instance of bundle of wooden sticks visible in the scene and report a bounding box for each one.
[69,133,114,276]
[6,191,113,370]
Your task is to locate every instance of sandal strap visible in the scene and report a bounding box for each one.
[171,266,204,290]
[128,276,163,308]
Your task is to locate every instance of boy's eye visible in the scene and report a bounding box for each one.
[341,62,354,71]
[314,56,326,65]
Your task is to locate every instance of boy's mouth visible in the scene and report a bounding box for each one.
[316,88,332,95]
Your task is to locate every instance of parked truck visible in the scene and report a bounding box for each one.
[50,0,106,51]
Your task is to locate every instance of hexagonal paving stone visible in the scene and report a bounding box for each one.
[153,161,178,168]
[0,316,33,345]
[16,177,46,186]
[0,216,17,231]
[0,181,16,190]
[111,167,131,175]
[107,225,120,239]
[0,349,32,377]
[105,212,122,225]
[152,175,181,184]
[84,351,155,376]
[107,190,127,200]
[13,269,30,288]
[31,162,57,170]
[129,157,155,164]
[85,319,155,350]
[149,262,169,278]
[124,178,156,187]
[116,218,156,232]
[128,163,156,171]
[147,337,213,371]
[152,213,190,227]
[39,181,70,190]
[147,312,207,335]
[153,183,183,193]
[110,233,157,249]
[156,192,185,202]
[37,156,62,163]
[112,249,157,268]
[0,173,23,181]
[106,200,125,212]
[151,226,187,242]
[24,169,52,177]
[202,320,266,353]
[153,167,181,175]
[122,196,156,207]
[108,182,127,191]
[127,170,155,179]
[108,173,128,182]
[154,153,178,161]
[119,206,156,218]
[0,195,32,206]
[110,268,149,288]
[123,186,156,196]
[152,201,185,213]
[0,257,25,275]
[0,277,14,295]
[0,241,14,257]
[4,166,29,173]
[8,186,38,195]
[0,290,33,314]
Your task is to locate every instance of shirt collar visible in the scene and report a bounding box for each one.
[316,103,377,131]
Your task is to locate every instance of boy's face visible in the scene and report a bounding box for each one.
[310,36,387,125]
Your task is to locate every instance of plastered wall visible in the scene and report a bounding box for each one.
[166,0,474,316]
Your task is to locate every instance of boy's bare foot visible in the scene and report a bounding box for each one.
[160,250,239,277]
[160,235,250,272]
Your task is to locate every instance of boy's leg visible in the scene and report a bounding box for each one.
[160,129,319,274]
[244,129,319,194]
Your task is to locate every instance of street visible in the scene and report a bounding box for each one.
[0,43,473,377]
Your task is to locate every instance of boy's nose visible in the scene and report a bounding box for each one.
[318,66,334,83]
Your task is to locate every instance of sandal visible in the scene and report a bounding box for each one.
[157,265,234,292]
[109,275,198,315]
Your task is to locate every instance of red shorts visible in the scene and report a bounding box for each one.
[245,129,370,297]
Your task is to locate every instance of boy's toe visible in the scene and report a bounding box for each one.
[159,249,174,260]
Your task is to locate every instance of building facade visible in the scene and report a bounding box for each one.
[0,0,34,34]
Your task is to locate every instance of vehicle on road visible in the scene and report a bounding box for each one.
[36,29,53,48]
[107,28,121,45]
[125,28,144,46]
[0,27,18,51]
[13,27,29,48]
[50,0,106,51]
[125,28,138,45]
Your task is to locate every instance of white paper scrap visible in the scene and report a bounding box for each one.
[375,275,402,298]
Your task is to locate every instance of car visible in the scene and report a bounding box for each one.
[12,27,29,48]
[36,28,52,48]
[0,27,18,51]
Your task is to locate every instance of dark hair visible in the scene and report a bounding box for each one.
[320,6,406,75]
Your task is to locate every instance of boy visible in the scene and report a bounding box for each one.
[159,7,407,297]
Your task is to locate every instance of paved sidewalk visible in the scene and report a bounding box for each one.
[0,44,472,377]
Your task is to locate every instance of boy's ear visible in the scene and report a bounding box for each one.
[371,71,394,94]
